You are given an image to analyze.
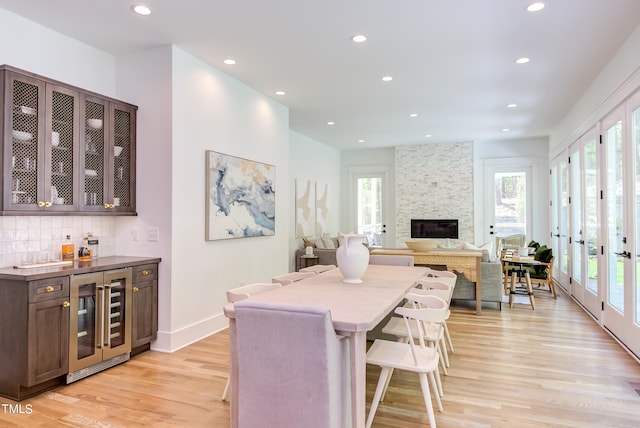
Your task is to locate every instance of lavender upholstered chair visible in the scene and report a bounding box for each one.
[221,282,282,401]
[234,301,350,428]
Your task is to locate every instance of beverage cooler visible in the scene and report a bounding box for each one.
[68,268,132,383]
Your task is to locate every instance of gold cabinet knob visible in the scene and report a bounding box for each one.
[45,285,54,292]
[141,270,150,276]
[37,201,45,207]
[63,301,70,308]
[45,201,52,207]
[103,203,110,208]
[133,287,139,292]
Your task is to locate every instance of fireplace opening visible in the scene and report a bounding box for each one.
[411,219,458,239]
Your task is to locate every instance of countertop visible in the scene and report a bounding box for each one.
[0,256,161,281]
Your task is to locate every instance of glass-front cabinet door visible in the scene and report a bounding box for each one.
[80,96,135,213]
[3,70,79,212]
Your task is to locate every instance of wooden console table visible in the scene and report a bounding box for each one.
[370,248,484,314]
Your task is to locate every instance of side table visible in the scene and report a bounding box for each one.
[298,254,319,270]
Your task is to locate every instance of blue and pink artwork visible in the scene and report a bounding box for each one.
[206,151,275,240]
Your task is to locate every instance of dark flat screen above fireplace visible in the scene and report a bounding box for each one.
[411,219,458,239]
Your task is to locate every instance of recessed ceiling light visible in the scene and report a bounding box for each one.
[409,113,418,118]
[502,128,510,132]
[516,57,530,64]
[351,34,367,43]
[425,134,432,138]
[327,121,335,126]
[507,103,518,108]
[130,4,152,15]
[275,90,286,96]
[357,139,365,143]
[223,59,236,65]
[381,76,393,82]
[527,2,545,12]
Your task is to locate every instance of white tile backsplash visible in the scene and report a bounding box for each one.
[0,216,116,268]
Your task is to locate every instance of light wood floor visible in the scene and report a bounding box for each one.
[2,288,640,427]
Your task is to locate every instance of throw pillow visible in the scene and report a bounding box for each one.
[321,234,336,249]
[478,241,495,262]
[533,245,553,274]
[528,240,540,250]
[315,237,326,249]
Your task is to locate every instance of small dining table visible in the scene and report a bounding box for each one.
[223,264,428,428]
[503,257,541,310]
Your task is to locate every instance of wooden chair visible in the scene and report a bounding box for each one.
[530,256,556,298]
[235,301,350,428]
[366,293,446,428]
[221,282,281,401]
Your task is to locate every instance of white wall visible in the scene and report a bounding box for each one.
[550,23,640,153]
[289,130,341,270]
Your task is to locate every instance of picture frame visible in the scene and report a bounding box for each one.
[205,150,275,240]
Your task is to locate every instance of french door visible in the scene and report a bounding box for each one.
[568,128,600,317]
[483,159,533,248]
[348,167,392,248]
[602,92,640,357]
[550,155,570,287]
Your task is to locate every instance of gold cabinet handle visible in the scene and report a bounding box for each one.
[133,287,139,292]
[103,203,110,208]
[45,285,54,292]
[45,201,52,207]
[141,270,150,276]
[63,301,70,308]
[110,204,115,209]
[37,201,45,207]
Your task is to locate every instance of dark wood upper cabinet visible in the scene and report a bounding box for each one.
[0,65,137,215]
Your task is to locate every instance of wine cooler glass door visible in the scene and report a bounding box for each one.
[69,272,103,372]
[102,268,132,360]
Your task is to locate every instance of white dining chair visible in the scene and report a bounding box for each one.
[369,254,415,266]
[299,264,336,274]
[271,271,315,285]
[414,278,455,354]
[235,301,350,428]
[221,282,281,401]
[366,293,447,428]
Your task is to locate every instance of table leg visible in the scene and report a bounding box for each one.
[350,331,367,428]
[475,256,483,315]
[509,272,516,308]
[525,270,535,310]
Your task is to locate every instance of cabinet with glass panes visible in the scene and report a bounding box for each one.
[0,65,136,215]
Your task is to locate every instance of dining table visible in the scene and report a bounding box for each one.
[223,264,428,428]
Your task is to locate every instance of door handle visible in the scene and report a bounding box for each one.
[576,240,585,245]
[614,251,632,259]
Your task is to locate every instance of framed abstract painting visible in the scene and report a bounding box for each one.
[205,150,275,240]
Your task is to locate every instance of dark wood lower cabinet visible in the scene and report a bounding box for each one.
[0,256,159,401]
[131,263,158,354]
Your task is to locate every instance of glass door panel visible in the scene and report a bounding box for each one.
[633,104,640,325]
[559,158,570,279]
[606,119,625,313]
[570,146,583,293]
[583,134,601,318]
[357,177,383,247]
[494,172,526,237]
[102,269,132,360]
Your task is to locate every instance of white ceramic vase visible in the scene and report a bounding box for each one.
[336,233,370,283]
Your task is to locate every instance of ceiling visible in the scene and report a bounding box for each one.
[2,0,640,151]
